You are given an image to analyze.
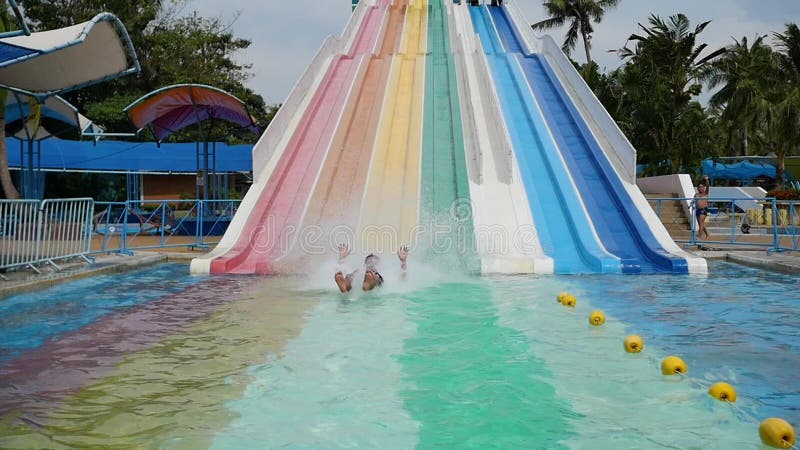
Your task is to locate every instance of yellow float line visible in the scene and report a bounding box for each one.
[359,0,428,253]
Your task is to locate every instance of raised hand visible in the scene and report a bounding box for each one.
[398,245,408,263]
[338,243,351,261]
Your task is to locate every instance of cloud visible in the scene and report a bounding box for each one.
[517,0,796,72]
[188,0,352,104]
[188,0,797,104]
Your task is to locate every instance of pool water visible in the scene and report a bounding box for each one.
[0,261,797,449]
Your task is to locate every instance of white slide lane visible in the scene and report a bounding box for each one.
[450,2,553,274]
[190,1,377,274]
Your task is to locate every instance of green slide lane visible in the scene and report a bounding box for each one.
[420,0,479,273]
[398,282,577,448]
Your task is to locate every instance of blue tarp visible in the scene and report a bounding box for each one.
[6,138,253,173]
[701,159,776,180]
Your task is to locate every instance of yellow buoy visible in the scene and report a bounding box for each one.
[556,292,569,304]
[589,310,605,326]
[708,382,736,402]
[624,335,644,353]
[759,418,796,449]
[560,294,576,307]
[660,356,687,375]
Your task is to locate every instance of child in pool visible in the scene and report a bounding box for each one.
[334,244,408,292]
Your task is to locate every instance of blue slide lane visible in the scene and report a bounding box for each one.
[470,6,618,274]
[489,6,688,274]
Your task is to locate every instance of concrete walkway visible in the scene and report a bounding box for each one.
[692,249,800,274]
[0,252,200,298]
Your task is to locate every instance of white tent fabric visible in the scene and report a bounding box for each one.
[13,125,53,141]
[0,13,139,99]
[5,93,103,139]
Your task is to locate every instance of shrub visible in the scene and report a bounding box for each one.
[767,190,800,200]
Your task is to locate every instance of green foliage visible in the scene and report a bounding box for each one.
[599,13,725,175]
[532,0,620,66]
[19,0,275,143]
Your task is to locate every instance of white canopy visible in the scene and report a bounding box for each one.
[0,13,139,100]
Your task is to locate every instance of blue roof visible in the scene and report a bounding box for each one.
[702,158,776,180]
[6,138,253,173]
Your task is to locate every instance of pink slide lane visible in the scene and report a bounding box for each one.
[210,5,384,274]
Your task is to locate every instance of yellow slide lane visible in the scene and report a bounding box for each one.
[360,0,428,253]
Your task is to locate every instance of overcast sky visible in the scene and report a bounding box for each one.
[189,0,800,105]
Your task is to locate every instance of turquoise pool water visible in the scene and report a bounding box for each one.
[0,261,797,449]
[0,264,203,362]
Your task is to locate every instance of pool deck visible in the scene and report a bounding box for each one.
[691,249,800,274]
[0,251,196,298]
[2,248,797,299]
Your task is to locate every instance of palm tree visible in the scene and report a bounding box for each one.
[614,14,725,174]
[706,36,780,157]
[532,0,620,68]
[772,23,800,188]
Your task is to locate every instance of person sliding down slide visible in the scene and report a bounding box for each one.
[334,244,408,293]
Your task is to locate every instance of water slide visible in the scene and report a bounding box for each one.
[279,1,408,269]
[358,0,428,253]
[449,3,553,274]
[191,1,386,274]
[490,4,705,274]
[470,4,619,274]
[419,0,480,272]
[192,0,703,276]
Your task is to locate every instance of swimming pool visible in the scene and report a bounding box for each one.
[0,261,796,448]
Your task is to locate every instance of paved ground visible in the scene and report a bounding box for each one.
[690,248,800,274]
[0,251,202,298]
[723,251,800,274]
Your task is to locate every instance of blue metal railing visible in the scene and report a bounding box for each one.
[647,197,799,252]
[92,199,241,255]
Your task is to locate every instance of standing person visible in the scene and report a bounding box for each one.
[694,177,711,240]
[334,244,408,293]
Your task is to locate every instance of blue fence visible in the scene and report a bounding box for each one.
[648,197,799,252]
[92,199,240,254]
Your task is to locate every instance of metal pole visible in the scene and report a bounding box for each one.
[772,198,779,252]
[195,141,201,201]
[690,199,697,246]
[203,140,209,204]
[25,139,34,199]
[729,200,735,244]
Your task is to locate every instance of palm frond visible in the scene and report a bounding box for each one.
[532,16,567,31]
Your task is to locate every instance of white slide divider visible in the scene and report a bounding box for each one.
[450,2,553,274]
[448,1,481,183]
[190,2,375,274]
[504,1,539,54]
[278,3,390,263]
[537,35,636,184]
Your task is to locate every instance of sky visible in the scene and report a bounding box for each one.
[188,0,800,105]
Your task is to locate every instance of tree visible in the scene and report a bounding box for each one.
[19,0,272,142]
[706,36,780,157]
[614,14,725,175]
[532,0,620,69]
[772,23,800,188]
[0,7,18,199]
